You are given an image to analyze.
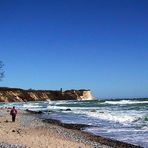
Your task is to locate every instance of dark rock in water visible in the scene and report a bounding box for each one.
[48,110,53,112]
[26,109,43,114]
[99,111,104,113]
[38,111,42,114]
[91,109,96,112]
[12,130,15,132]
[66,108,71,111]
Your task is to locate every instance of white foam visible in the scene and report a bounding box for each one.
[47,105,99,111]
[22,103,41,108]
[142,126,148,130]
[72,109,142,124]
[47,105,68,110]
[47,100,75,105]
[103,100,148,105]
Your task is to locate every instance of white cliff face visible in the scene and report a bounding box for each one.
[80,90,94,100]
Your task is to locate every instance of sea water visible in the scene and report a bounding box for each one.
[0,98,148,147]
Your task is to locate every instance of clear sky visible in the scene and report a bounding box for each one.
[0,0,148,98]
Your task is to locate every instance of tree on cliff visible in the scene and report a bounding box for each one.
[0,61,4,81]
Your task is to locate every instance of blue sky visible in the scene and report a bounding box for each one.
[0,0,148,98]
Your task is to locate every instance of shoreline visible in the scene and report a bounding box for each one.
[26,109,143,148]
[0,108,144,148]
[0,108,108,148]
[42,118,143,148]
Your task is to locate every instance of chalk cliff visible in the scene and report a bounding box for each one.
[0,87,94,102]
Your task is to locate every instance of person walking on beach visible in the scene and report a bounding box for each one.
[10,106,17,122]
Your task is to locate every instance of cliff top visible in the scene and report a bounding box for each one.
[0,87,90,92]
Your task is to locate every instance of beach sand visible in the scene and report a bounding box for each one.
[0,109,108,148]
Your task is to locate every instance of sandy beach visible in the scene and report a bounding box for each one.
[0,108,110,148]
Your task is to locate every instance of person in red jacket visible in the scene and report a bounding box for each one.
[10,106,17,122]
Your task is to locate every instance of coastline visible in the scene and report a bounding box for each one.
[0,87,93,102]
[0,108,143,148]
[42,118,143,148]
[0,108,108,148]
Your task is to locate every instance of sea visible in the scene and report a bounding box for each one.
[0,98,148,148]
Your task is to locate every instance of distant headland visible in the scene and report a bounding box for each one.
[0,87,94,102]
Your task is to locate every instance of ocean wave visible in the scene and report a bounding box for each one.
[71,109,143,125]
[102,100,148,105]
[47,105,98,110]
[22,103,42,108]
